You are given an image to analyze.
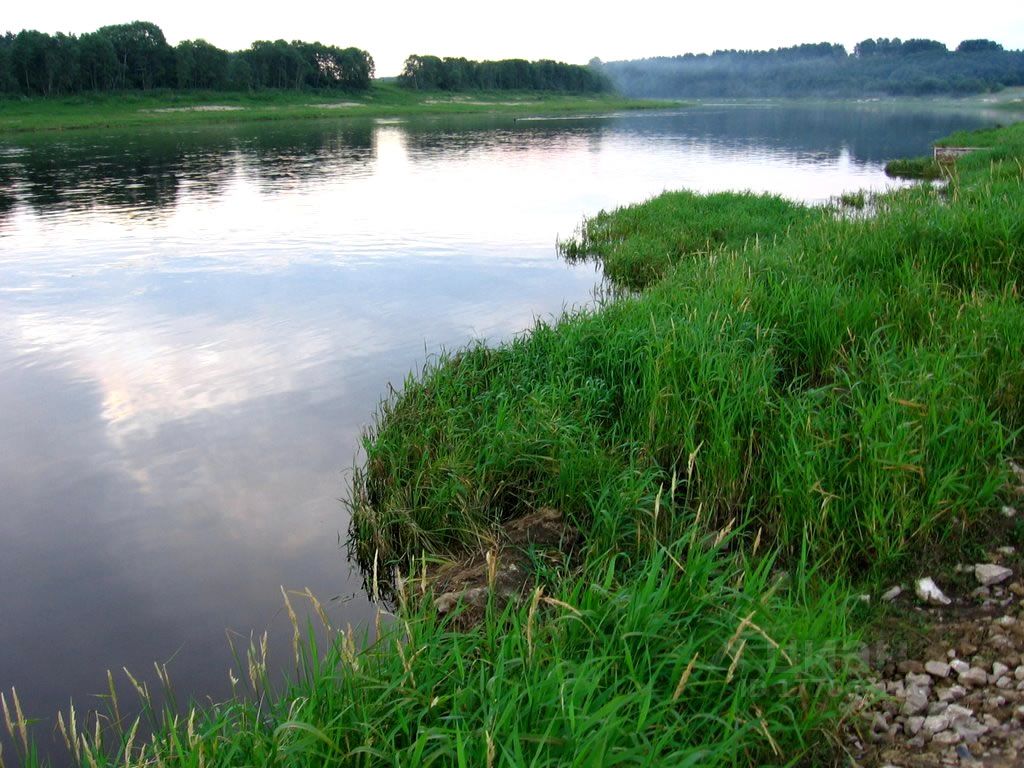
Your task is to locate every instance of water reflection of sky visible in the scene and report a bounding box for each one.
[0,104,997,756]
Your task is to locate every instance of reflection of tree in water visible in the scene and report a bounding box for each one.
[400,115,612,164]
[0,121,379,220]
[240,122,376,192]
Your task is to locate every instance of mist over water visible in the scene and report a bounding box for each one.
[0,104,997,760]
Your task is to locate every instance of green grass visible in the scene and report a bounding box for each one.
[6,123,1024,768]
[0,84,675,134]
[883,156,944,180]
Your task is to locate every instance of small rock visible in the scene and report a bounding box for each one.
[998,546,1017,556]
[905,715,925,736]
[932,730,962,745]
[995,615,1017,627]
[958,642,978,657]
[898,660,926,676]
[923,712,951,735]
[993,662,1011,679]
[904,685,931,715]
[926,660,951,678]
[881,585,903,602]
[974,561,1015,585]
[927,701,949,715]
[998,676,1014,689]
[947,704,975,720]
[954,719,990,740]
[951,659,971,675]
[1002,505,1017,518]
[938,685,967,702]
[857,593,871,603]
[906,672,932,688]
[960,667,989,687]
[916,577,952,605]
[1015,665,1024,681]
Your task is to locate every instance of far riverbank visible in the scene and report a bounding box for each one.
[0,82,676,134]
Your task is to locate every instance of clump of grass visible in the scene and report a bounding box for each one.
[352,142,1023,576]
[9,523,858,767]
[559,190,814,291]
[884,156,943,180]
[838,190,866,208]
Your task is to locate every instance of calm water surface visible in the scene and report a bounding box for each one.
[0,104,998,751]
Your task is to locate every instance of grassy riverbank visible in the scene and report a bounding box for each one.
[0,83,670,134]
[6,126,1024,767]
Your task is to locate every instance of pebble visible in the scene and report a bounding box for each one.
[916,577,952,605]
[926,660,951,678]
[905,715,925,736]
[976,563,1014,586]
[881,585,902,602]
[994,662,1011,679]
[923,712,951,735]
[960,667,990,687]
[951,659,971,675]
[938,684,967,702]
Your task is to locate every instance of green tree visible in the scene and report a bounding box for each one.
[97,21,174,89]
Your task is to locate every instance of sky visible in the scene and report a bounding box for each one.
[4,0,1024,78]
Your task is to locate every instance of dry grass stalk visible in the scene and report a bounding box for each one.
[526,586,543,658]
[672,653,699,702]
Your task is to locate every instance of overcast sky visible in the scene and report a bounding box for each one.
[5,0,1024,78]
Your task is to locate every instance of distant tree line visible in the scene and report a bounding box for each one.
[599,39,1024,98]
[399,55,610,92]
[0,21,375,96]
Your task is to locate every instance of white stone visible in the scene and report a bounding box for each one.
[950,659,970,675]
[998,546,1016,556]
[932,730,961,745]
[925,660,951,678]
[916,577,952,605]
[993,662,1010,679]
[881,585,902,602]
[997,675,1014,689]
[1001,505,1017,518]
[1015,665,1024,681]
[976,563,1013,586]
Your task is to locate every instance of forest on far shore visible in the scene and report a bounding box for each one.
[0,21,375,96]
[0,21,608,98]
[599,39,1024,97]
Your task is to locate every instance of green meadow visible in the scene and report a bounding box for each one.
[0,84,669,134]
